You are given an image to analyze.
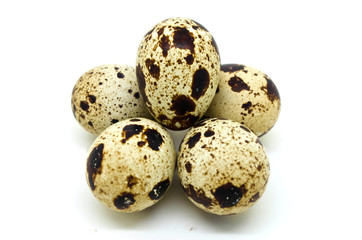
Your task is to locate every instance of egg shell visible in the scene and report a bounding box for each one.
[205,64,281,137]
[177,118,269,215]
[136,17,220,130]
[86,118,176,212]
[71,64,152,135]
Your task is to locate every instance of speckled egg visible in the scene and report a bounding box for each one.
[86,118,176,212]
[71,64,152,135]
[177,118,269,215]
[136,17,220,130]
[205,64,281,137]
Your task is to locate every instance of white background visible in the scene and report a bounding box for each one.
[1,0,361,239]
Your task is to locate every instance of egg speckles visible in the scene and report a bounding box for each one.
[205,64,281,137]
[177,118,269,215]
[86,118,176,212]
[71,64,152,135]
[136,17,220,130]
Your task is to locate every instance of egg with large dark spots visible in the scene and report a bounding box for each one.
[136,18,220,130]
[71,64,152,135]
[177,118,270,215]
[205,64,281,137]
[86,118,176,213]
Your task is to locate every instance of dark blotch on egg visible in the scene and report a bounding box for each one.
[87,143,104,191]
[212,183,247,208]
[145,59,160,79]
[113,192,136,209]
[122,124,144,140]
[221,64,246,73]
[242,101,252,110]
[191,20,208,32]
[87,94,96,103]
[169,114,199,130]
[160,35,171,57]
[80,101,89,111]
[204,129,215,137]
[249,192,260,203]
[185,161,192,173]
[144,128,163,151]
[228,76,250,92]
[127,175,138,189]
[184,54,194,65]
[186,132,201,149]
[261,75,280,103]
[170,95,196,116]
[192,68,210,100]
[136,64,150,105]
[181,184,212,208]
[117,72,125,78]
[173,27,195,53]
[148,179,170,200]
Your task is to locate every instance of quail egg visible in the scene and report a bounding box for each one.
[205,64,281,136]
[71,64,152,135]
[86,118,176,212]
[136,17,220,130]
[177,118,269,215]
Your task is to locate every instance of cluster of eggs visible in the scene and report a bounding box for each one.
[71,18,280,215]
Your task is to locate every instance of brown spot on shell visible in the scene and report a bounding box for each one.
[144,27,155,37]
[80,101,89,111]
[242,101,252,110]
[136,64,150,105]
[170,95,196,116]
[228,76,250,92]
[113,192,135,210]
[185,161,192,173]
[143,128,163,151]
[173,27,195,53]
[221,64,246,73]
[257,164,263,171]
[127,175,139,189]
[158,114,168,121]
[184,54,194,65]
[261,75,280,103]
[169,114,199,130]
[212,183,247,208]
[122,124,144,141]
[204,129,215,137]
[160,35,171,57]
[133,92,140,99]
[192,68,210,100]
[186,132,201,149]
[87,143,104,191]
[137,141,146,147]
[157,26,165,37]
[191,20,208,32]
[145,59,160,79]
[249,192,260,203]
[87,94,96,103]
[182,184,212,208]
[117,72,125,78]
[72,104,77,117]
[148,179,170,200]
